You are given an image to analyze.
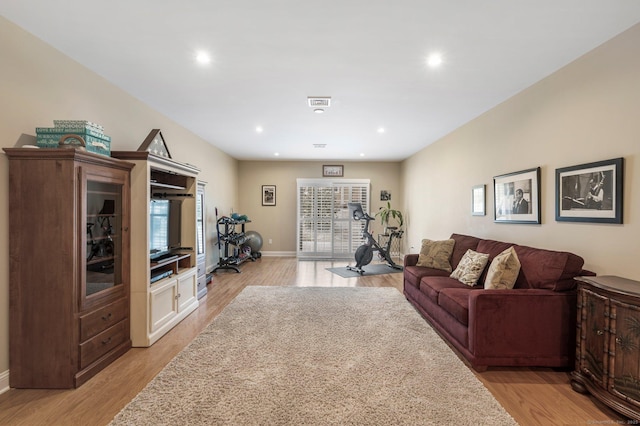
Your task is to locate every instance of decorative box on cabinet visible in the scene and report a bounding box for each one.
[111,150,200,347]
[4,148,134,388]
[571,275,640,420]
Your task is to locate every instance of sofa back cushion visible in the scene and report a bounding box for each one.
[475,239,515,283]
[449,234,481,269]
[513,245,584,291]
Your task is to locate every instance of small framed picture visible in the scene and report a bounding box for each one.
[555,157,623,223]
[493,167,541,224]
[262,185,276,206]
[471,184,485,216]
[323,165,344,177]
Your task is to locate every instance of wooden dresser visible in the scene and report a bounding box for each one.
[4,148,134,388]
[571,275,640,420]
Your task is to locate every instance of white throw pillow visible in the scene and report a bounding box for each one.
[484,246,521,290]
[450,249,490,286]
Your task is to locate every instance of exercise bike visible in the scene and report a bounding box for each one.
[346,202,403,275]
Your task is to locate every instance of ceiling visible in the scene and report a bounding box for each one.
[2,2,640,161]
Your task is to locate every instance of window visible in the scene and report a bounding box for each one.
[297,179,370,259]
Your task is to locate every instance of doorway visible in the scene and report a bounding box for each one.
[297,179,370,259]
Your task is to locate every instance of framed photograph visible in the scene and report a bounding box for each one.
[471,184,485,216]
[556,157,623,223]
[380,190,391,201]
[323,165,344,177]
[493,167,541,224]
[262,185,276,206]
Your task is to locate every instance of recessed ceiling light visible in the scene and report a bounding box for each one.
[377,127,385,133]
[195,51,211,65]
[426,52,443,68]
[256,126,263,133]
[314,108,325,114]
[360,153,365,157]
[274,152,280,156]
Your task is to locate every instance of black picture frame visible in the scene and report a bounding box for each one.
[493,167,541,224]
[322,165,344,177]
[555,157,623,223]
[262,185,276,206]
[471,184,485,216]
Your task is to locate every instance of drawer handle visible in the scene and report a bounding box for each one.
[616,337,622,344]
[596,330,604,336]
[102,313,112,321]
[101,337,112,345]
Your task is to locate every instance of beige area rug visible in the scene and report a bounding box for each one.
[110,287,517,425]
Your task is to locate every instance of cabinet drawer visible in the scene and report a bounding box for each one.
[197,260,206,277]
[197,274,207,291]
[79,320,127,369]
[80,298,128,342]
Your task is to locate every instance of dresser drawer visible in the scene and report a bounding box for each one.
[79,320,127,369]
[198,274,207,290]
[197,260,206,277]
[80,298,128,342]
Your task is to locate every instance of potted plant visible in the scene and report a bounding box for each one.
[376,201,403,234]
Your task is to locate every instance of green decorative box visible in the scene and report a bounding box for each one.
[36,126,111,156]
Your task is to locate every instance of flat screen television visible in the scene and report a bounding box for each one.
[149,199,182,260]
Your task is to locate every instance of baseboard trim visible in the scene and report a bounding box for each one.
[0,369,9,394]
[260,251,296,257]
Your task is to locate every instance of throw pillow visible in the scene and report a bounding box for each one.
[450,249,490,286]
[484,246,521,290]
[416,238,455,272]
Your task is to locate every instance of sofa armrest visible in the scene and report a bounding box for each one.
[404,254,419,267]
[467,289,577,359]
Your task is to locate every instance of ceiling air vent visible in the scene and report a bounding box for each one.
[308,97,331,108]
[313,144,327,149]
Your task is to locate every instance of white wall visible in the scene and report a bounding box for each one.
[236,161,403,254]
[0,17,238,383]
[402,23,640,280]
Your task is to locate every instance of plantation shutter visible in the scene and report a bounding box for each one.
[297,179,370,259]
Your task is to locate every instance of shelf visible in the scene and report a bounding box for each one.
[150,253,191,271]
[87,255,115,266]
[150,181,185,190]
[213,218,254,273]
[149,169,189,189]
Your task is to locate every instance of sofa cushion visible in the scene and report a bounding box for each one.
[450,249,490,286]
[476,239,514,261]
[438,288,474,326]
[419,276,468,303]
[416,238,455,272]
[485,247,521,290]
[449,234,482,270]
[403,265,450,289]
[513,245,584,291]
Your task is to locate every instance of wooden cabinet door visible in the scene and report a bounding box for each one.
[579,288,609,388]
[177,270,197,312]
[609,299,640,406]
[150,278,178,332]
[81,164,130,312]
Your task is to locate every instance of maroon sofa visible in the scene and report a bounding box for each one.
[403,233,589,371]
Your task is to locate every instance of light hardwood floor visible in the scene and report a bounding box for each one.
[0,257,625,425]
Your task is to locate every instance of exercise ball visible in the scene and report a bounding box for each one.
[242,230,263,253]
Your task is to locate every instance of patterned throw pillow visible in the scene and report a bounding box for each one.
[484,246,521,290]
[450,249,490,286]
[416,238,455,272]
